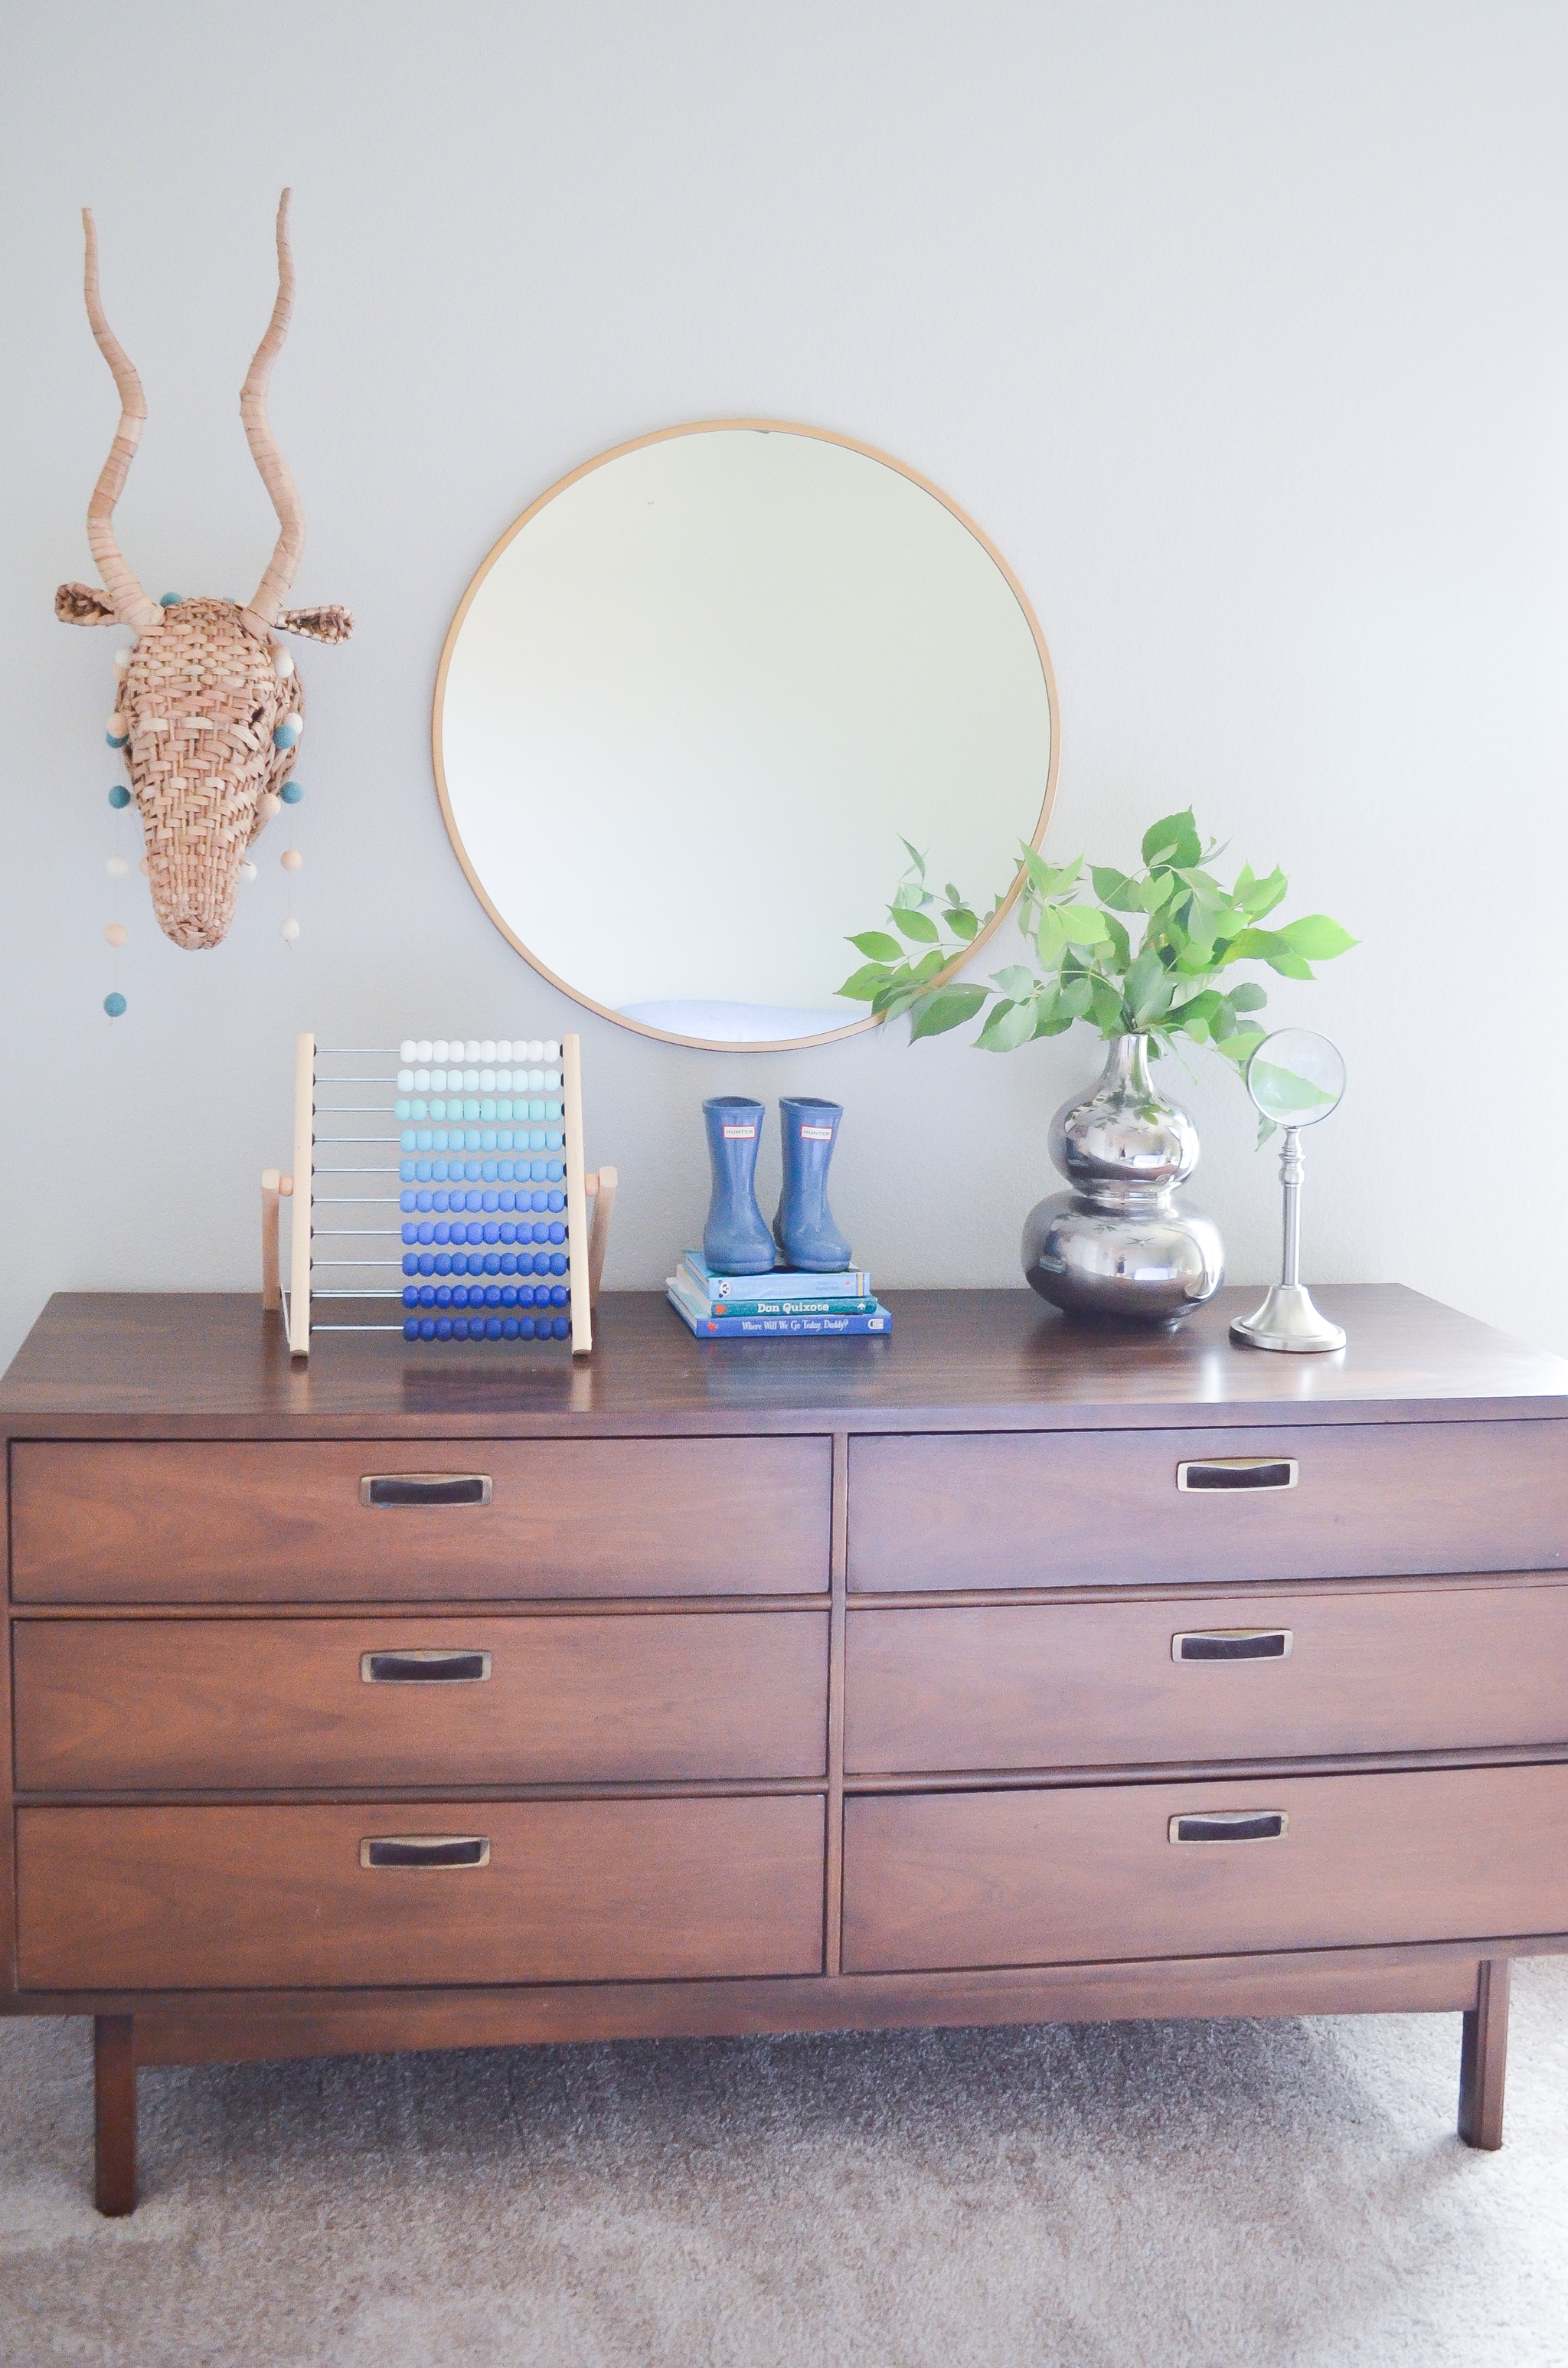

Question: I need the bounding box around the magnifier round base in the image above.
[1231,1283,1346,1355]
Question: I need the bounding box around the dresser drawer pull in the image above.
[361,1650,492,1684]
[1173,1628,1293,1663]
[360,1834,491,1869]
[1176,1457,1298,1493]
[1169,1810,1288,1845]
[360,1473,493,1508]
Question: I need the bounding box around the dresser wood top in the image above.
[1,1285,1564,1440]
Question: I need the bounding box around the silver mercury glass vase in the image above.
[1021,1033,1224,1323]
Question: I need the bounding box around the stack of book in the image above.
[667,1253,893,1339]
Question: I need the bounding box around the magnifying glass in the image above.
[1231,1028,1347,1354]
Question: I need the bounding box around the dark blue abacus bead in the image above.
[502,1318,519,1339]
[552,1315,570,1339]
[519,1315,536,1338]
[498,1192,514,1213]
[550,1284,570,1307]
[417,1192,433,1212]
[485,1286,502,1307]
[484,1253,501,1275]
[436,1317,452,1339]
[403,1316,420,1339]
[400,1192,416,1213]
[420,1319,436,1341]
[483,1192,499,1213]
[434,1222,451,1245]
[549,1222,567,1245]
[498,1222,516,1243]
[548,1191,566,1212]
[499,1253,516,1274]
[451,1285,468,1307]
[401,1224,416,1245]
[486,1317,503,1339]
[435,1285,452,1307]
[403,1254,417,1276]
[403,1286,418,1307]
[484,1222,500,1245]
[549,1253,568,1276]
[420,1286,436,1307]
[434,1253,452,1276]
[501,1286,518,1307]
[418,1254,435,1277]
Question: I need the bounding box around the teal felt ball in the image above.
[273,721,299,750]
[280,780,304,804]
[106,729,128,749]
[159,592,183,607]
[103,992,126,1019]
[107,785,131,809]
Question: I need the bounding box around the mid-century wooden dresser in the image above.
[5,1284,1567,2213]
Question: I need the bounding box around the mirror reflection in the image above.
[434,424,1058,1048]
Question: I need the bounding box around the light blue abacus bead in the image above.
[547,1102,563,1121]
[547,1161,564,1181]
[103,991,127,1019]
[108,783,131,808]
[400,1160,416,1182]
[400,1192,416,1213]
[400,1128,416,1151]
[480,1102,496,1123]
[408,1100,428,1120]
[417,1191,433,1212]
[548,1189,566,1212]
[280,780,304,804]
[273,721,300,750]
[547,1130,564,1150]
[431,1129,448,1150]
[395,1101,410,1121]
[528,1130,544,1150]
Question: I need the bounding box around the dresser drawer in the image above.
[14,1610,828,1790]
[844,1582,1568,1773]
[10,1437,831,1604]
[847,1421,1568,1591]
[16,1794,826,1990]
[842,1765,1568,1973]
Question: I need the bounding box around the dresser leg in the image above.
[93,2015,137,2215]
[1458,1958,1511,2150]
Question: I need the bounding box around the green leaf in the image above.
[943,882,963,907]
[1278,913,1357,961]
[1141,808,1202,869]
[942,906,979,941]
[1230,981,1267,1012]
[1060,904,1111,946]
[1057,974,1094,1020]
[1248,1058,1339,1117]
[837,962,894,1000]
[1256,1115,1279,1148]
[1090,865,1142,911]
[1021,848,1082,898]
[1215,1028,1268,1068]
[991,963,1037,997]
[1034,904,1067,966]
[1139,869,1178,912]
[848,931,903,963]
[1124,946,1174,1025]
[891,906,940,944]
[981,997,1040,1052]
[907,984,990,1041]
[899,839,928,878]
[1217,927,1313,978]
[1099,912,1132,971]
[891,880,933,911]
[1237,865,1288,920]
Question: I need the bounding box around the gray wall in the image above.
[4,2,1565,1366]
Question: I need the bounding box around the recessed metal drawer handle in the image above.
[361,1650,492,1684]
[1170,1810,1288,1844]
[1176,1457,1298,1493]
[360,1473,492,1508]
[360,1834,491,1869]
[1173,1629,1293,1663]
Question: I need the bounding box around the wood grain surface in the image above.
[14,1611,829,1790]
[11,1436,831,1603]
[846,1421,1568,1591]
[844,1582,1568,1773]
[17,1795,827,1989]
[3,1287,1566,1441]
[841,1765,1568,1971]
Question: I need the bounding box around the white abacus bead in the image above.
[273,649,295,678]
[544,1040,561,1062]
[106,855,129,878]
[432,1040,449,1061]
[397,1069,413,1091]
[495,1040,513,1062]
[480,1040,496,1062]
[464,1039,481,1061]
[415,1040,432,1062]
[479,1070,496,1091]
[258,791,282,820]
[238,859,257,881]
[103,921,128,948]
[281,849,303,872]
[526,1038,544,1062]
[400,1040,416,1064]
[280,917,300,944]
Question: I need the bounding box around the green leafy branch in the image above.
[838,809,1356,1082]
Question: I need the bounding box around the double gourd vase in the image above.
[702,1095,851,1274]
[1021,1033,1223,1323]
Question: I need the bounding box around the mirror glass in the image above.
[1246,1029,1347,1127]
[434,424,1058,1048]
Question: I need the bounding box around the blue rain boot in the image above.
[701,1097,777,1275]
[774,1097,852,1271]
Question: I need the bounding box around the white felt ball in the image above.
[280,917,300,944]
[258,791,282,820]
[400,1040,416,1064]
[106,855,129,878]
[103,921,128,948]
[273,649,295,678]
[238,859,257,881]
[112,648,130,672]
[480,1040,496,1061]
[281,849,303,872]
[415,1040,432,1062]
[284,710,302,732]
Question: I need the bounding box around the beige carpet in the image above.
[3,1964,1568,2367]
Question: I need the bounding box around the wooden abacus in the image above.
[262,1032,616,1358]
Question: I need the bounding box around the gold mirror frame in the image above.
[432,419,1062,1053]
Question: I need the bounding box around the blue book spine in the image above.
[667,1291,893,1339]
[683,1252,874,1299]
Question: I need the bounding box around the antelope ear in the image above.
[278,603,354,644]
[57,582,119,624]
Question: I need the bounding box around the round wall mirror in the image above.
[433,421,1060,1050]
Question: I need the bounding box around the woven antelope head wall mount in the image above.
[57,188,352,953]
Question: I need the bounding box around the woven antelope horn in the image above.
[240,189,305,636]
[81,210,158,632]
